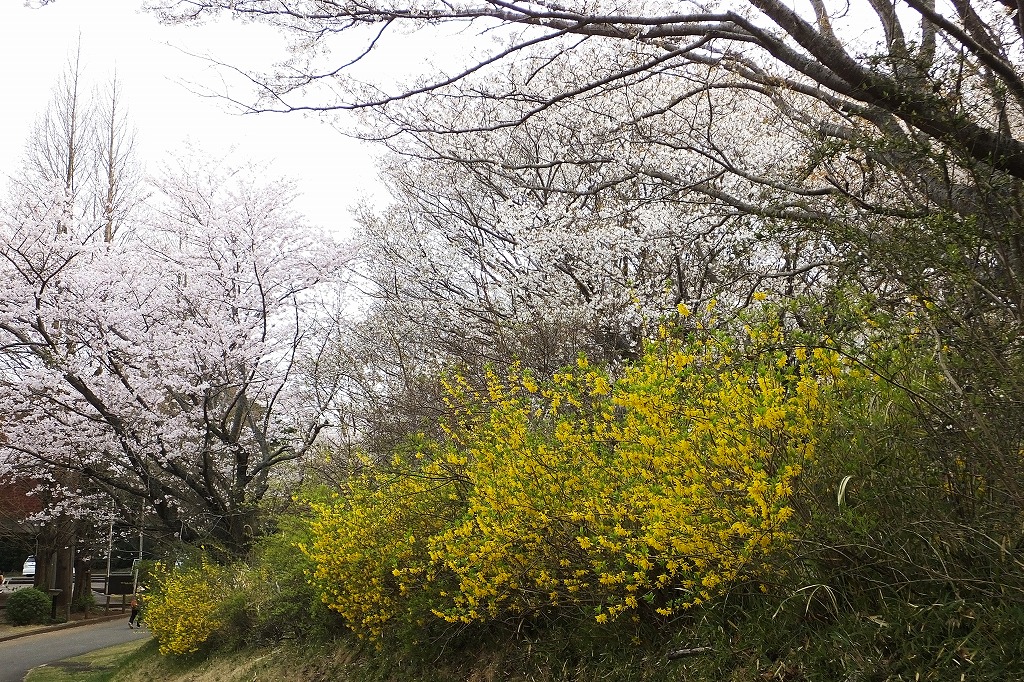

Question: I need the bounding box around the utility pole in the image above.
[105,517,113,583]
[132,504,143,595]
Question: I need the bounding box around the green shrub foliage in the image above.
[6,588,52,625]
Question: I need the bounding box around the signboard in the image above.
[106,574,134,595]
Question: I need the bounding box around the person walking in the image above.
[128,595,140,628]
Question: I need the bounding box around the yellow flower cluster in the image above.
[143,560,225,655]
[304,314,845,638]
[304,449,464,640]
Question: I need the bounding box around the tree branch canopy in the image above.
[148,0,1024,178]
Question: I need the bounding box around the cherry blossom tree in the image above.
[0,157,349,559]
[144,0,1024,323]
[3,53,146,610]
[351,75,834,351]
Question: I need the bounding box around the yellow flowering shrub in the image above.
[143,559,225,655]
[305,310,845,637]
[304,447,466,639]
[430,325,840,624]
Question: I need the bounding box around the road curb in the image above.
[0,612,129,644]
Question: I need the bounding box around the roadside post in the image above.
[47,588,61,621]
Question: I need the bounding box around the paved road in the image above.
[0,618,147,682]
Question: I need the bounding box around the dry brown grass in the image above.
[111,643,363,682]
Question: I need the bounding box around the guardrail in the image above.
[1,575,135,614]
[5,577,34,586]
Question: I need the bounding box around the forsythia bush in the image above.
[305,444,464,637]
[143,559,224,655]
[305,308,846,638]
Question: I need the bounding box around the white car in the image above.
[22,555,35,578]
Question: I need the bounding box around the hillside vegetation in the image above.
[128,303,1024,681]
[7,1,1024,680]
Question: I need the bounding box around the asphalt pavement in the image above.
[0,616,146,682]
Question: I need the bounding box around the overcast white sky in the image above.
[0,0,391,237]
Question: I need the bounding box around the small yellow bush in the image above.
[143,560,224,655]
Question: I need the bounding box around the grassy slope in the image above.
[112,641,362,682]
[100,592,1024,682]
[109,628,703,682]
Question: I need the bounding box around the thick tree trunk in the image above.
[72,554,92,616]
[54,543,74,622]
[32,527,56,593]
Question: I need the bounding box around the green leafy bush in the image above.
[6,588,52,625]
[208,511,344,648]
[247,513,343,642]
[72,588,96,613]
